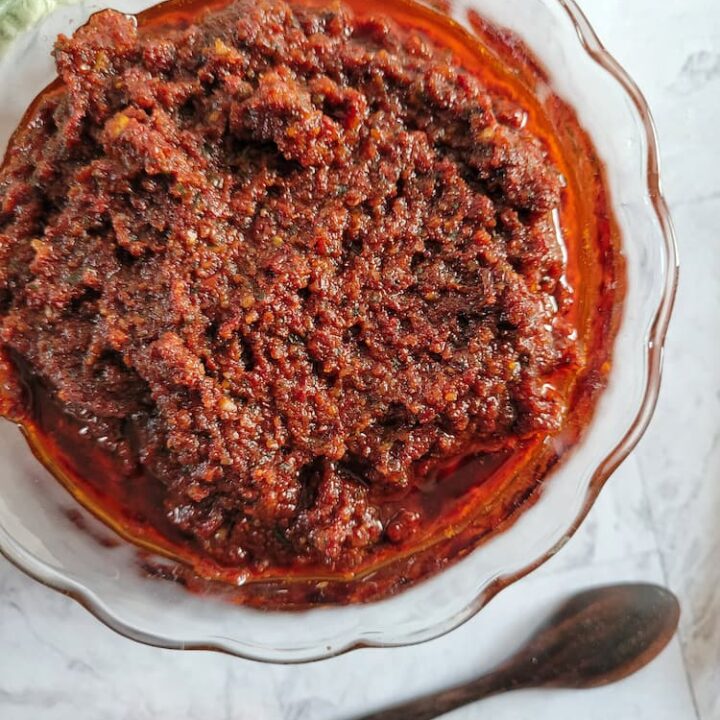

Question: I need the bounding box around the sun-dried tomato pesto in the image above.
[0,0,580,579]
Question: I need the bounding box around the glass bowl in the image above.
[0,0,677,662]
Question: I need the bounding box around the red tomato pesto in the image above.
[0,0,622,605]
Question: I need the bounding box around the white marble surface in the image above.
[1,0,719,718]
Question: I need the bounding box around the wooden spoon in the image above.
[354,583,680,720]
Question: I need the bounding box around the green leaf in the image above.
[0,0,75,54]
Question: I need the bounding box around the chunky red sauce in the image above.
[0,0,622,606]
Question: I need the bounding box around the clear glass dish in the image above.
[0,0,677,662]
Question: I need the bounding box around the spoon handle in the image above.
[352,672,506,720]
